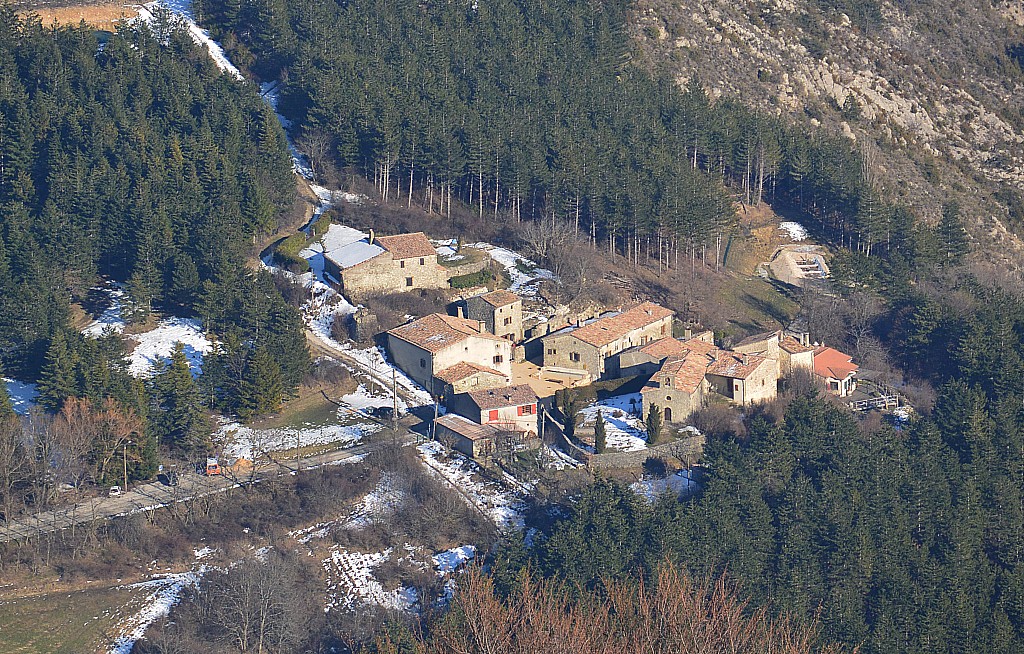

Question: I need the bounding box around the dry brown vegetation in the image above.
[14,2,137,28]
[378,563,847,654]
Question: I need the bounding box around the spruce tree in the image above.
[594,409,607,453]
[37,330,78,411]
[239,345,283,418]
[152,342,211,453]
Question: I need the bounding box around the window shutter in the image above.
[517,405,524,416]
[489,410,499,421]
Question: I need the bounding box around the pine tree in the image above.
[239,346,283,418]
[37,330,78,411]
[939,201,968,263]
[594,409,607,453]
[152,342,211,454]
[646,404,662,444]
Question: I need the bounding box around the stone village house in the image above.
[321,228,448,298]
[541,301,675,381]
[448,384,540,435]
[386,314,513,397]
[463,289,524,343]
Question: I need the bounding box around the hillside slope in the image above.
[632,0,1024,257]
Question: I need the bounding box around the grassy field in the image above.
[0,584,139,654]
[14,2,137,28]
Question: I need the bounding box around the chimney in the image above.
[742,353,748,366]
[456,305,465,319]
[478,320,486,333]
[368,229,375,245]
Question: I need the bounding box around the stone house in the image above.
[386,314,513,396]
[705,350,778,406]
[448,384,539,434]
[434,414,500,460]
[618,337,690,378]
[733,330,815,376]
[541,302,674,379]
[641,352,709,424]
[464,290,523,343]
[813,346,859,396]
[433,361,509,400]
[321,227,448,298]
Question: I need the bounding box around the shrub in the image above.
[449,269,494,289]
[274,233,311,273]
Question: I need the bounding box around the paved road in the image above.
[0,441,387,543]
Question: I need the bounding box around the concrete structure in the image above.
[813,346,859,396]
[387,314,513,396]
[769,245,830,287]
[448,384,539,434]
[541,302,674,379]
[733,330,815,376]
[433,361,509,400]
[464,290,524,343]
[641,353,709,424]
[321,227,448,298]
[434,414,499,460]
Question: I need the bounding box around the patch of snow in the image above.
[137,2,243,81]
[433,545,476,573]
[779,221,809,241]
[82,286,127,336]
[108,570,202,654]
[343,472,404,529]
[578,393,648,452]
[217,418,380,460]
[193,546,216,560]
[417,440,525,528]
[468,243,556,296]
[3,379,38,415]
[632,469,699,502]
[323,547,417,612]
[340,384,396,411]
[127,317,212,378]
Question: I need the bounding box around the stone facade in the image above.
[435,414,498,460]
[464,290,523,342]
[448,384,539,434]
[542,302,675,378]
[386,314,513,396]
[432,362,509,400]
[322,231,448,299]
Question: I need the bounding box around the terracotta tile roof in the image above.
[387,314,506,352]
[813,346,858,380]
[434,362,509,384]
[679,336,718,356]
[479,289,520,307]
[376,232,438,260]
[569,302,674,348]
[638,337,690,359]
[706,351,770,380]
[644,352,707,394]
[780,336,815,354]
[435,414,500,442]
[465,384,538,410]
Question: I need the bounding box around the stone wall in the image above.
[542,410,705,470]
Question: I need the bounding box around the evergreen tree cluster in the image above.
[509,391,1024,653]
[200,0,929,267]
[0,9,295,377]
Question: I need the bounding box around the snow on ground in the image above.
[138,1,243,81]
[340,384,397,411]
[82,286,127,336]
[433,545,476,573]
[578,393,648,453]
[417,440,525,528]
[259,81,314,179]
[343,472,405,529]
[128,317,212,377]
[108,570,202,654]
[632,469,699,502]
[218,417,380,460]
[467,243,555,296]
[3,378,38,415]
[779,221,810,241]
[544,445,583,470]
[323,548,418,612]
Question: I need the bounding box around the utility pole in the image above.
[123,440,131,492]
[392,367,399,432]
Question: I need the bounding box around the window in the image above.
[661,325,667,335]
[666,396,672,402]
[405,277,413,287]
[504,317,513,326]
[518,404,535,416]
[419,257,425,265]
[547,348,556,355]
[664,377,670,385]
[493,355,504,364]
[400,260,405,269]
[488,410,499,421]
[420,358,426,368]
[734,382,740,392]
[570,352,581,362]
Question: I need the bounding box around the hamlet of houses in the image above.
[319,226,864,462]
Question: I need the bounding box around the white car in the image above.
[108,486,123,497]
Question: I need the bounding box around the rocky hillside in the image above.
[632,0,1024,257]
